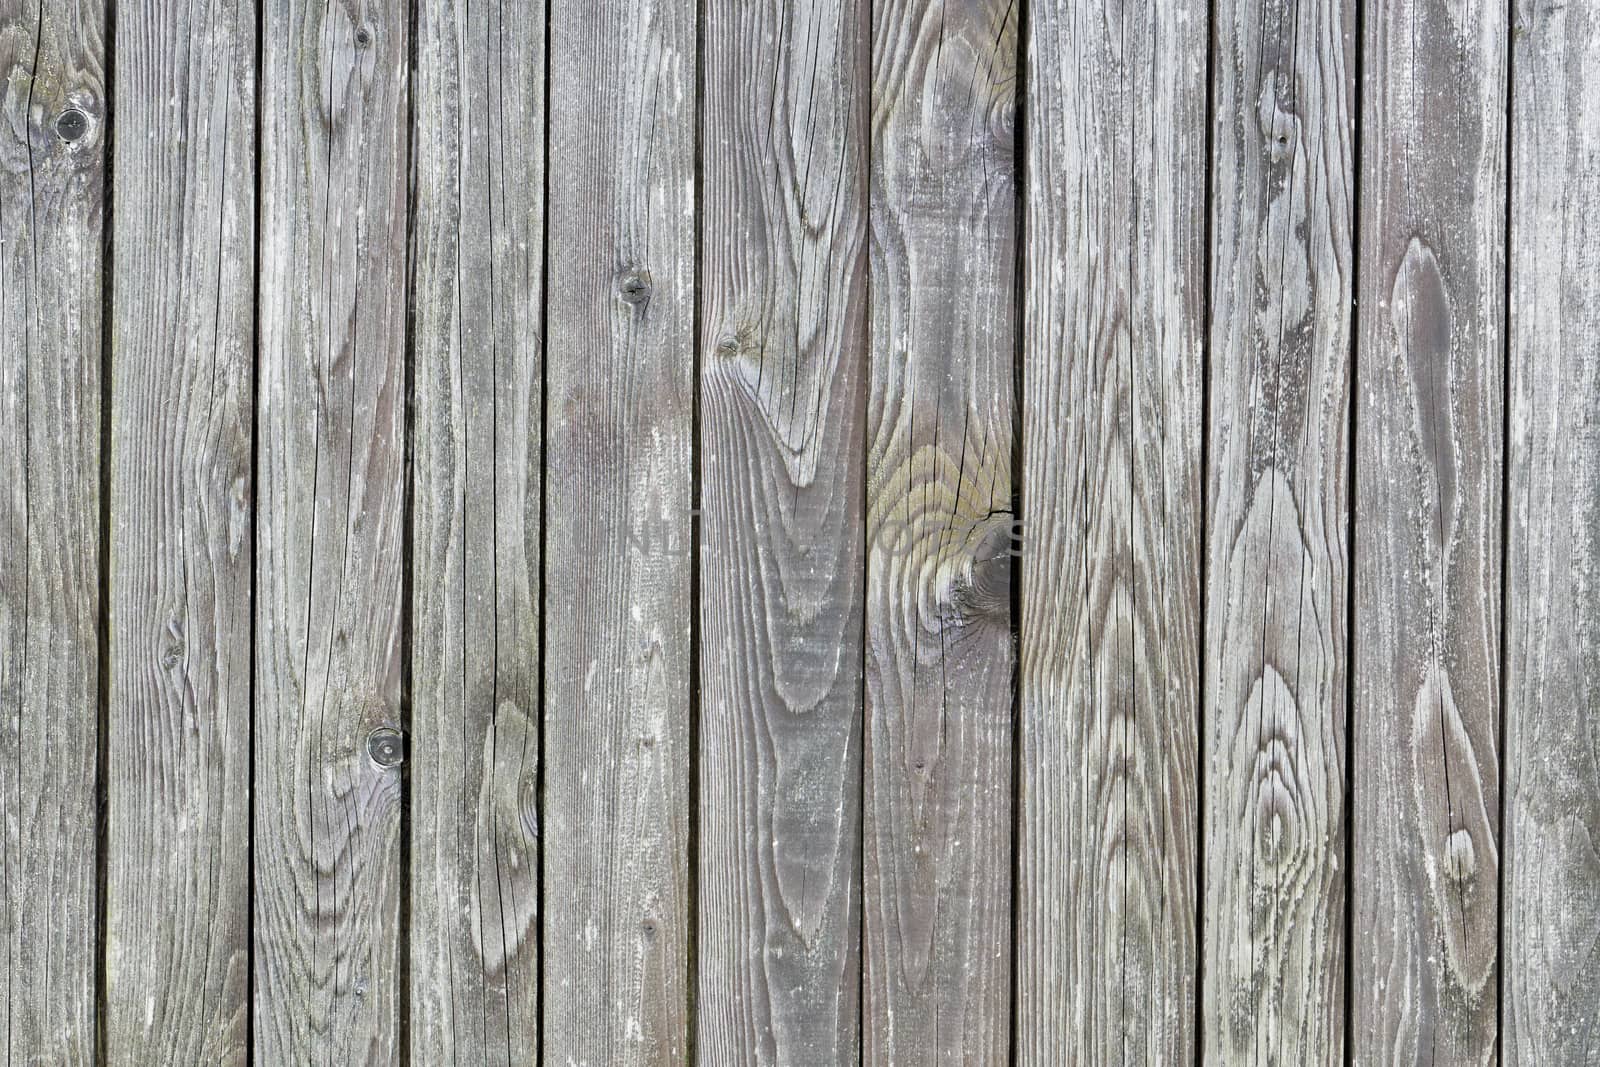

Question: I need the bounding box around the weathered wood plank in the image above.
[409,0,544,1062]
[542,1,695,1063]
[1017,0,1206,1059]
[0,1,103,1061]
[254,1,408,1060]
[697,1,868,1063]
[863,2,1017,1061]
[1504,0,1600,1059]
[1352,0,1505,1061]
[106,0,254,1062]
[1203,0,1354,1059]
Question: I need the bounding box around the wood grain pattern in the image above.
[8,6,1600,1061]
[1504,0,1600,1059]
[542,1,695,1064]
[1017,0,1206,1059]
[409,0,544,1062]
[697,1,868,1063]
[254,0,408,1060]
[1352,0,1505,1061]
[863,2,1017,1061]
[1204,0,1354,1060]
[106,0,254,1062]
[0,1,103,1061]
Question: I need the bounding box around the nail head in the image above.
[367,727,404,768]
[55,108,88,142]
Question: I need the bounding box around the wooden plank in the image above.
[696,1,868,1063]
[0,1,104,1061]
[1203,0,1354,1059]
[542,0,695,1063]
[408,0,544,1061]
[1351,0,1505,1061]
[1504,0,1600,1058]
[254,1,408,1060]
[862,2,1017,1061]
[1016,0,1206,1058]
[105,0,253,1062]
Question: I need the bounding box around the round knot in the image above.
[1444,828,1476,882]
[617,269,652,307]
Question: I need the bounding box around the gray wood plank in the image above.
[542,1,695,1063]
[863,2,1017,1061]
[0,1,104,1061]
[1203,0,1354,1060]
[254,1,408,1060]
[1351,0,1506,1061]
[409,1,544,1062]
[1504,0,1600,1059]
[696,1,868,1063]
[105,0,254,1062]
[1017,0,1206,1059]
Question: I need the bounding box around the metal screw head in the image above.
[367,727,404,769]
[55,108,88,142]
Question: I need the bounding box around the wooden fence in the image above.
[1,0,1596,1063]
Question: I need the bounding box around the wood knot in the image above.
[616,269,652,309]
[55,108,88,142]
[709,323,759,378]
[366,727,405,769]
[354,27,372,47]
[948,514,1014,624]
[162,616,184,668]
[978,96,1016,168]
[990,97,1016,141]
[1255,75,1300,163]
[1444,828,1476,883]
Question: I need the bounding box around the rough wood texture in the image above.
[542,1,695,1064]
[697,1,868,1063]
[1352,0,1505,1061]
[1017,0,1206,1060]
[1504,0,1600,1059]
[106,0,254,1062]
[1204,0,1354,1060]
[409,0,544,1062]
[254,0,408,1060]
[0,1,103,1061]
[863,2,1017,1061]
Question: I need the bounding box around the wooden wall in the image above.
[1,0,1595,1063]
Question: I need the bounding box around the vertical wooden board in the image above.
[542,1,695,1063]
[409,0,544,1062]
[1504,0,1600,1059]
[1352,0,1505,1061]
[697,1,868,1064]
[1017,0,1206,1060]
[1204,0,1354,1060]
[0,1,103,1061]
[255,0,408,1060]
[106,0,254,1062]
[863,2,1016,1061]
